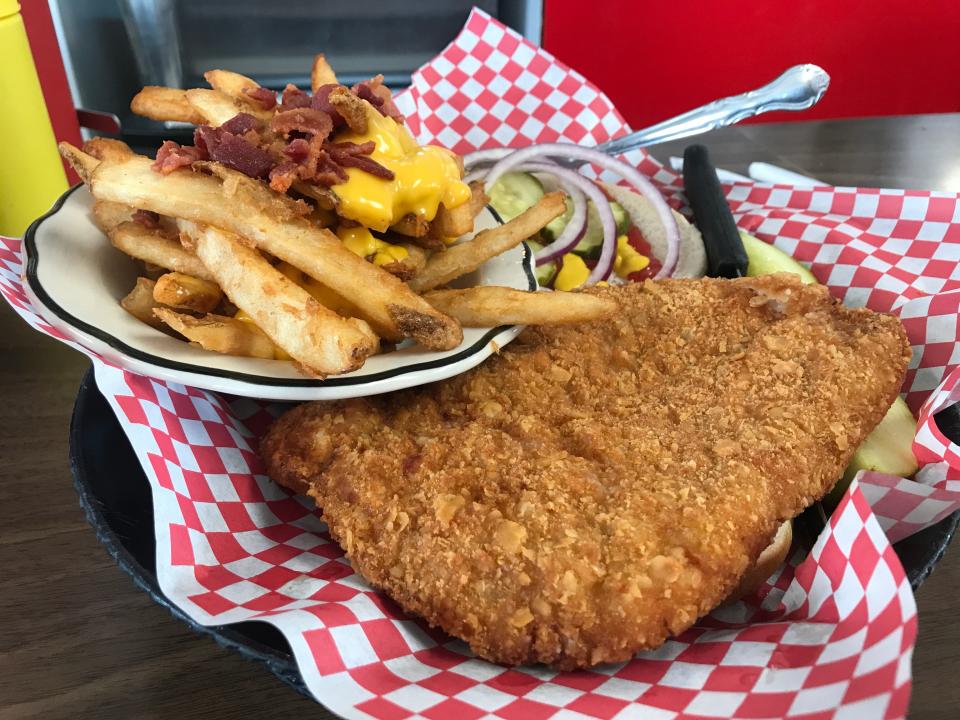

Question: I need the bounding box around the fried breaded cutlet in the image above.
[262,275,910,669]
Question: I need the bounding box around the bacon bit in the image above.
[312,150,350,186]
[221,112,262,136]
[194,126,274,179]
[269,161,299,193]
[326,142,394,180]
[311,83,346,127]
[151,140,206,174]
[132,209,160,229]
[282,137,311,163]
[353,74,404,122]
[279,83,312,111]
[326,140,376,156]
[243,86,277,110]
[270,108,334,140]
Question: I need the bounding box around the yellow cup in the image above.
[0,0,68,237]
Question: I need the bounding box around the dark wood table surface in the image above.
[2,113,958,719]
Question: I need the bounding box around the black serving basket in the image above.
[69,367,960,700]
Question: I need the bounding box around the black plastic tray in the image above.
[68,367,960,700]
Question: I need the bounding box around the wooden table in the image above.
[2,113,958,719]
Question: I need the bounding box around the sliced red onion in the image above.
[463,147,515,168]
[511,163,599,274]
[483,143,680,278]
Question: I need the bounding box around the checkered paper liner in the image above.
[4,7,960,718]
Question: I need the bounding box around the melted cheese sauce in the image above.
[331,105,471,232]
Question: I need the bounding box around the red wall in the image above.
[543,0,960,128]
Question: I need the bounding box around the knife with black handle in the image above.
[682,144,749,278]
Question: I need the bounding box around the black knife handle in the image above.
[683,144,749,279]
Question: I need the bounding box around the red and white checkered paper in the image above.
[4,7,960,718]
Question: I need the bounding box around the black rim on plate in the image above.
[25,186,534,388]
[69,368,960,700]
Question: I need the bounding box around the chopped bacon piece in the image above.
[310,84,346,127]
[312,150,349,186]
[282,137,311,164]
[243,86,277,110]
[194,126,274,179]
[151,140,206,174]
[132,209,161,229]
[325,141,394,180]
[269,161,300,193]
[279,83,312,111]
[353,75,404,122]
[221,112,262,136]
[270,107,334,140]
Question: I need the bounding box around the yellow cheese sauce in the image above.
[331,105,471,232]
[335,224,408,267]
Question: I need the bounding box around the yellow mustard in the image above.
[331,104,470,232]
[0,0,68,236]
[614,235,650,277]
[554,253,590,291]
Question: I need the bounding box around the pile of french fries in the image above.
[58,56,616,377]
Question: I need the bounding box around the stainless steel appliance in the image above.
[50,0,542,148]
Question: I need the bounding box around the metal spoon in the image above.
[557,64,830,166]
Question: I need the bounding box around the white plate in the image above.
[24,185,535,400]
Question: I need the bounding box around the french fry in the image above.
[82,137,134,162]
[110,221,214,281]
[177,219,380,376]
[204,69,260,105]
[84,150,462,349]
[390,213,430,239]
[185,88,271,126]
[153,272,223,313]
[423,287,618,327]
[409,191,567,293]
[121,277,166,329]
[154,308,277,359]
[92,201,133,233]
[59,141,99,183]
[130,86,206,125]
[291,180,338,210]
[430,182,489,239]
[311,53,338,92]
[327,87,368,133]
[379,243,427,282]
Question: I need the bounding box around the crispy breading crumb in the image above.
[261,276,911,669]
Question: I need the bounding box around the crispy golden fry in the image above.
[380,243,427,282]
[327,86,367,133]
[155,308,277,359]
[410,191,567,293]
[430,181,489,239]
[423,286,617,327]
[203,69,261,106]
[153,271,223,313]
[84,150,462,349]
[110,221,214,281]
[177,220,380,376]
[390,213,430,239]
[130,86,206,125]
[58,141,99,183]
[82,137,134,162]
[185,88,271,126]
[92,201,133,233]
[311,53,338,92]
[121,277,166,328]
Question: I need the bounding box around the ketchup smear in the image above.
[626,226,662,282]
